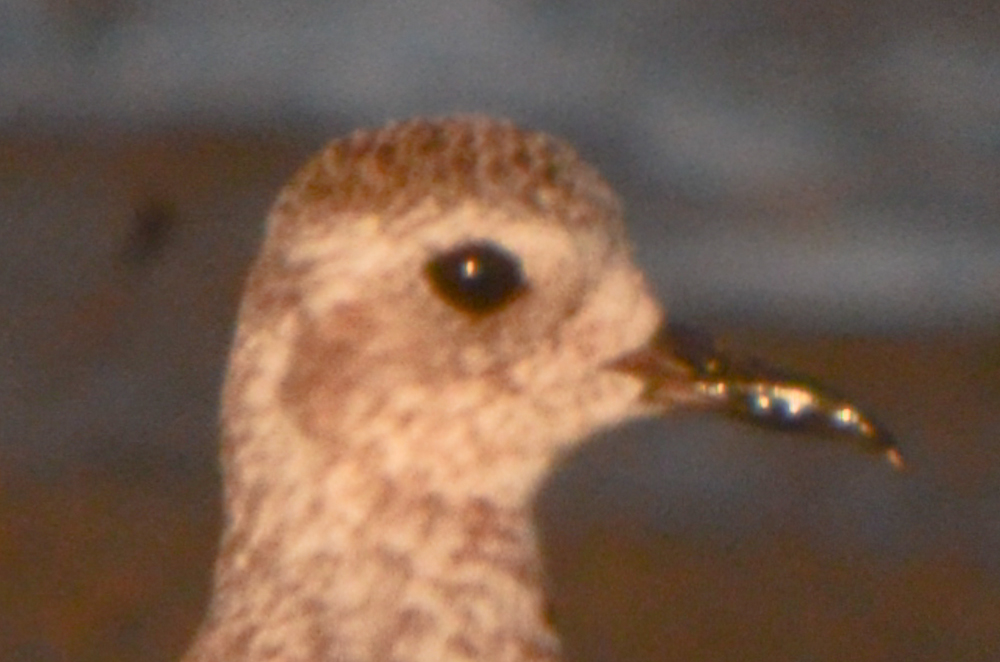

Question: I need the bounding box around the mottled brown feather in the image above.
[272,116,625,242]
[182,116,668,662]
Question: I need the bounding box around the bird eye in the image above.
[425,241,526,314]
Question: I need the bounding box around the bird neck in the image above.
[186,424,562,662]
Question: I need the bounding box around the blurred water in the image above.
[2,0,998,328]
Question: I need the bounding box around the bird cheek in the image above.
[279,307,376,444]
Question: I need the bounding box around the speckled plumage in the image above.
[182,116,690,662]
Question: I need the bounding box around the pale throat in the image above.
[212,420,558,660]
[219,397,561,573]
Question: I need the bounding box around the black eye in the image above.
[425,241,526,314]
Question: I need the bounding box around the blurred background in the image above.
[1,1,998,660]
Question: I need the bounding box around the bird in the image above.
[180,115,901,662]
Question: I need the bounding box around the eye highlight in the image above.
[425,241,527,314]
